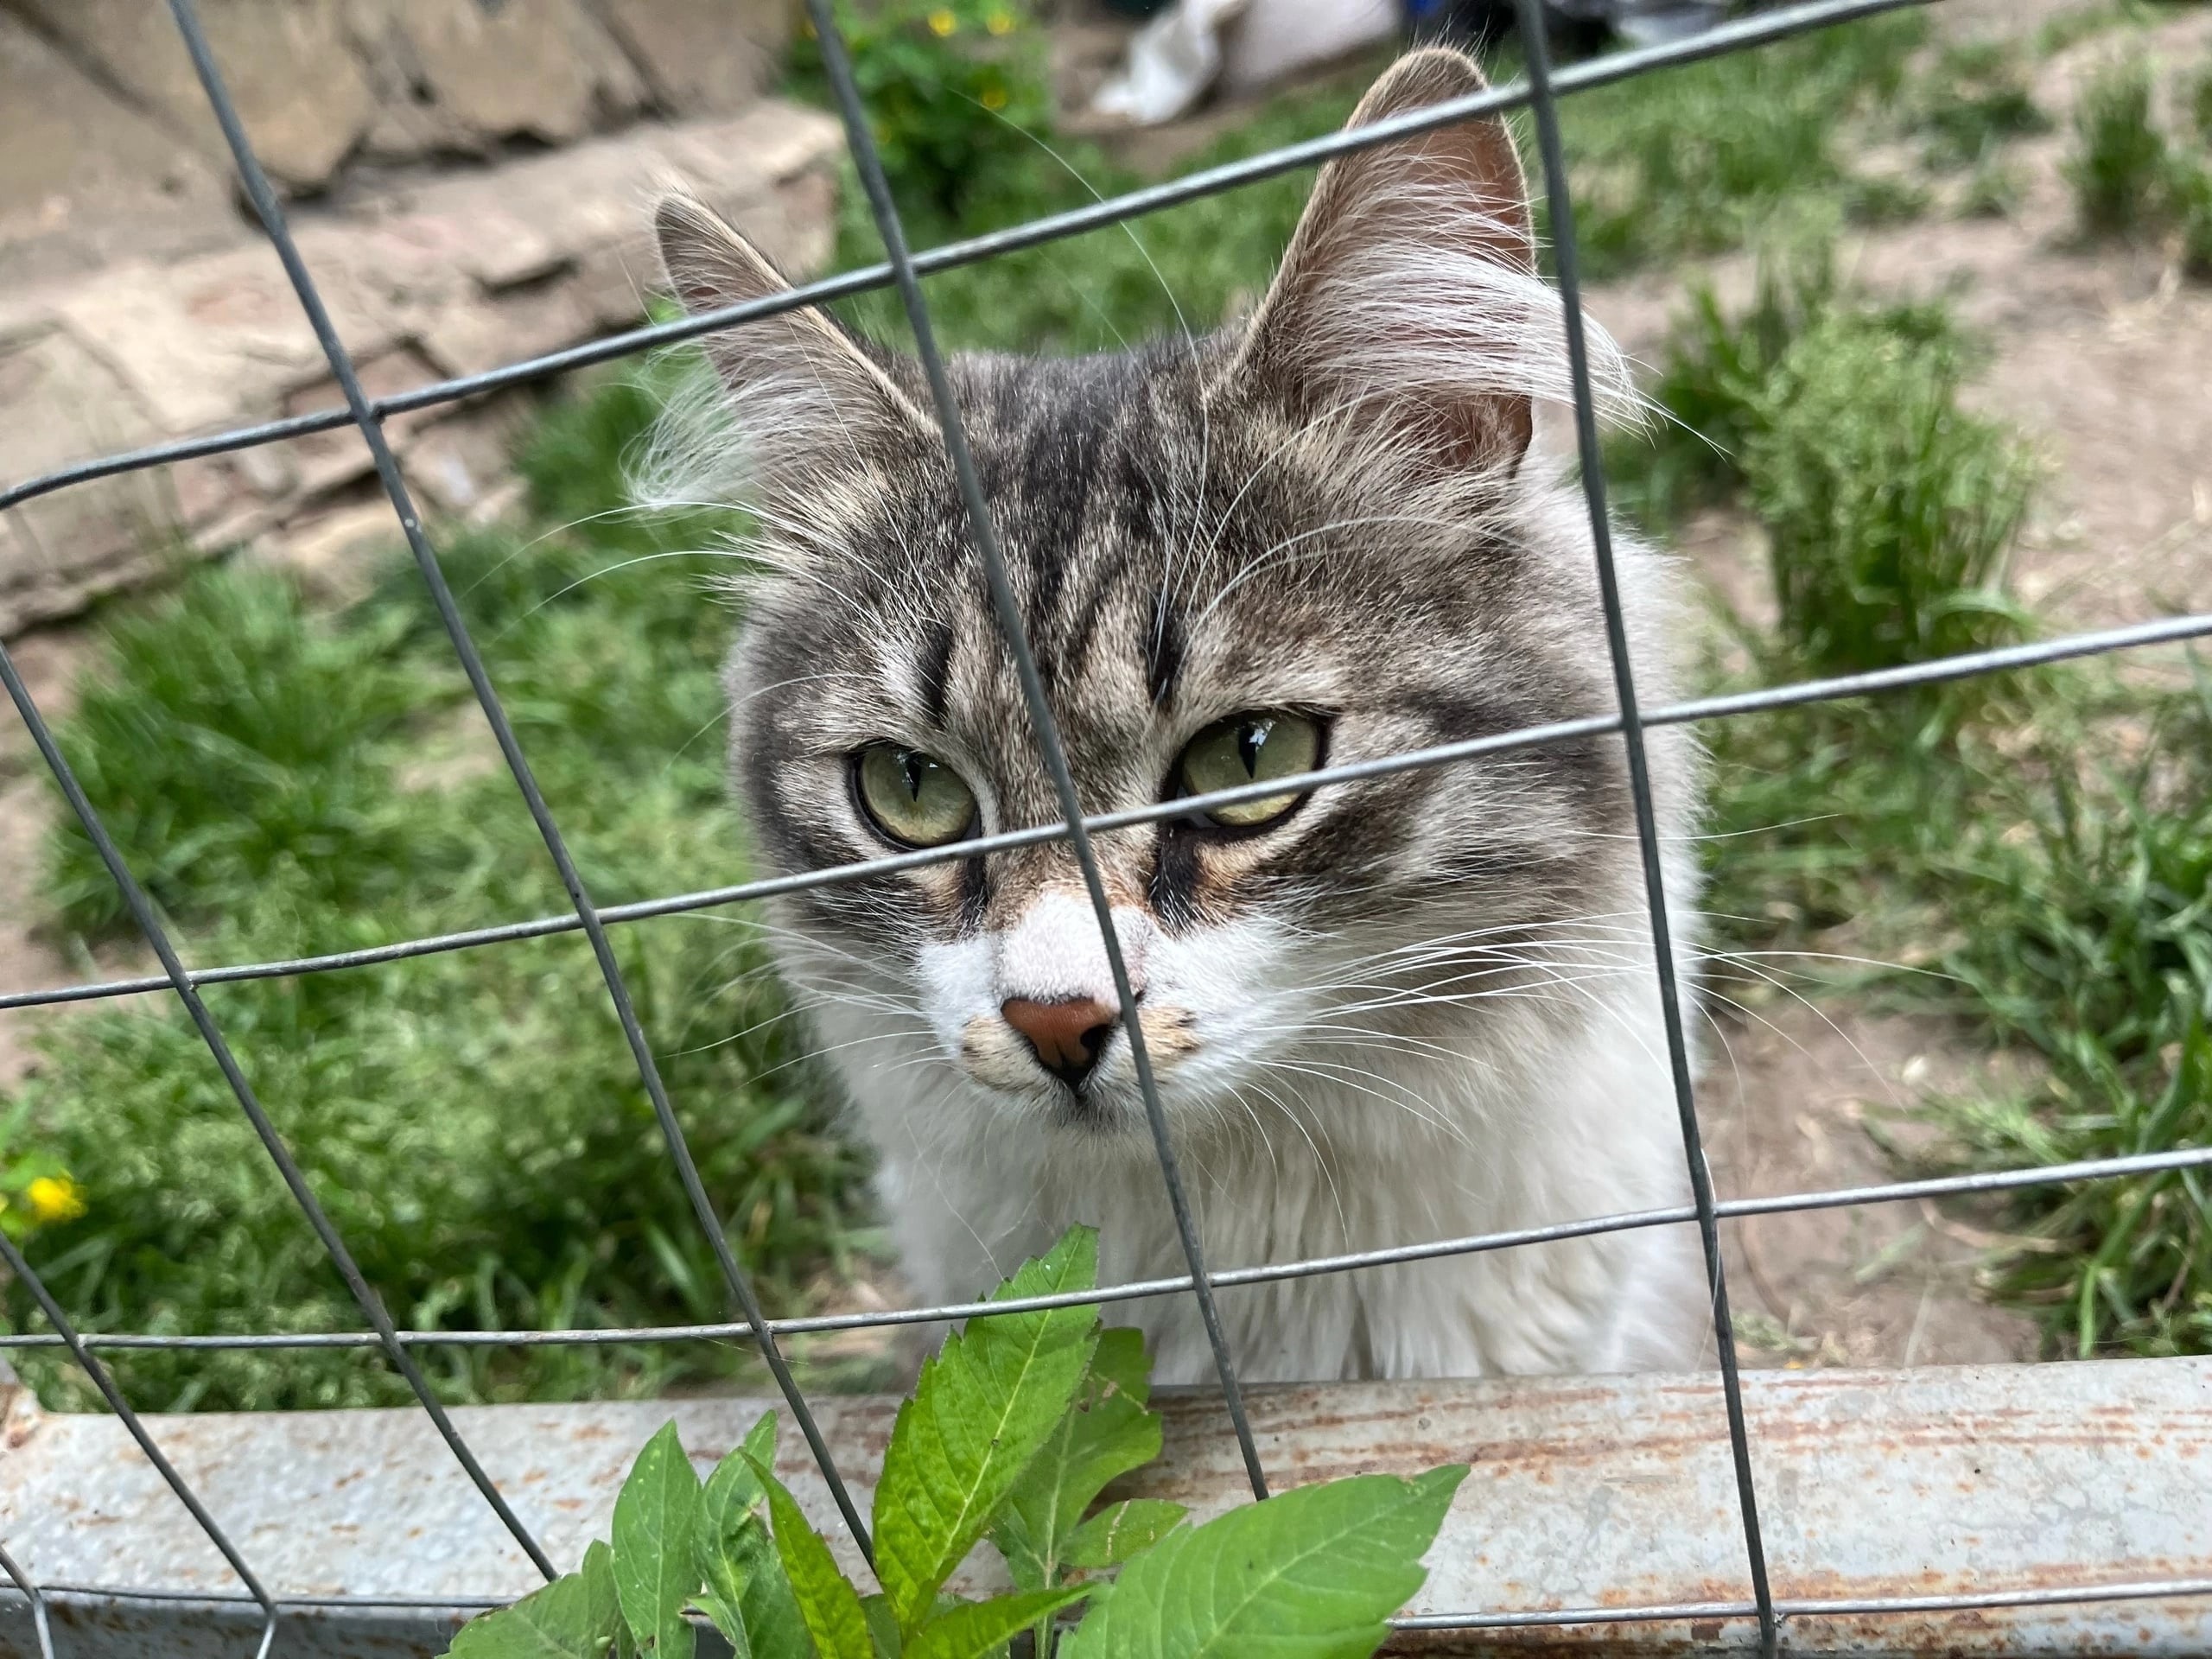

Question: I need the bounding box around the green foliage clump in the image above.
[791,0,1052,219]
[1605,252,2027,687]
[1555,14,1927,279]
[45,571,431,935]
[447,1230,1465,1659]
[8,377,874,1412]
[1744,310,2035,677]
[2069,54,2172,236]
[2065,50,2212,276]
[1912,39,2050,170]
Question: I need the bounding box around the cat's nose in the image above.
[1001,996,1119,1088]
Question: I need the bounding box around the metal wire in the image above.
[5,1142,2209,1353]
[798,0,1271,1503]
[1513,7,1774,1643]
[8,1573,2209,1627]
[3,0,2209,1640]
[0,0,1931,523]
[0,1229,275,1626]
[156,0,881,1569]
[0,1536,58,1659]
[7,601,2205,1019]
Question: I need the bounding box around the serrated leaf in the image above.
[992,1326,1160,1592]
[448,1545,621,1659]
[906,1589,1090,1659]
[692,1519,810,1659]
[613,1421,704,1657]
[1060,1467,1467,1659]
[750,1454,874,1659]
[874,1227,1102,1635]
[699,1410,779,1565]
[861,1593,903,1656]
[695,1412,809,1658]
[1060,1500,1185,1571]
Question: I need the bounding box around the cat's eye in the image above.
[1174,712,1322,830]
[853,743,978,848]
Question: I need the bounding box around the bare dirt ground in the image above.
[3,0,2203,1376]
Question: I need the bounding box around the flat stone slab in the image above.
[0,102,842,636]
[1,1357,2207,1654]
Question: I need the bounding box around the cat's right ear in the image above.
[653,194,930,450]
[1228,48,1546,476]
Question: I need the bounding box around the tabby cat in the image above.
[647,46,1707,1381]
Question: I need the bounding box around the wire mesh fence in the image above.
[1,0,2209,1652]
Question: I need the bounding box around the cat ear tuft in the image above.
[652,193,929,466]
[1232,48,1614,477]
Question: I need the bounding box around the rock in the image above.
[593,0,793,116]
[380,0,648,150]
[0,12,237,290]
[14,0,380,193]
[1,103,844,637]
[247,498,407,604]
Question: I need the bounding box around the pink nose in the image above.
[1001,996,1118,1087]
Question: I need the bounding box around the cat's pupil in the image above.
[899,750,928,801]
[1236,719,1268,776]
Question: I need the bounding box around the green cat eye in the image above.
[853,743,977,848]
[1175,712,1322,830]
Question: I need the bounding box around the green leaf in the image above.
[584,1544,639,1659]
[1060,1500,1185,1571]
[1061,1467,1468,1659]
[699,1410,779,1563]
[875,1227,1103,1635]
[612,1421,704,1657]
[694,1412,811,1657]
[693,1520,811,1659]
[448,1542,622,1658]
[861,1593,904,1656]
[751,1454,874,1659]
[992,1327,1160,1592]
[906,1589,1090,1659]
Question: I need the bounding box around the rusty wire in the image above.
[2,0,2209,1646]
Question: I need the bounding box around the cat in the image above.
[645,45,1709,1382]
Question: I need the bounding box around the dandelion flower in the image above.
[982,84,1009,110]
[986,10,1014,33]
[26,1175,86,1225]
[927,9,957,35]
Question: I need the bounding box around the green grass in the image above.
[827,9,1937,354]
[1916,40,2051,168]
[10,381,877,1412]
[1621,264,2212,1359]
[2069,54,2173,237]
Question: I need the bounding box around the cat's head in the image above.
[649,49,1693,1151]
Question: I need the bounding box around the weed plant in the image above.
[2069,54,2172,237]
[1912,40,2050,170]
[790,0,1052,219]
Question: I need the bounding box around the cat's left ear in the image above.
[653,193,931,461]
[1230,48,1540,474]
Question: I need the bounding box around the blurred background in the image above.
[2,0,2209,1416]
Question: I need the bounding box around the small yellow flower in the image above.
[985,9,1014,33]
[926,8,957,34]
[981,84,1009,110]
[26,1175,86,1226]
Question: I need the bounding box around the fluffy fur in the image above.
[645,48,1709,1382]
